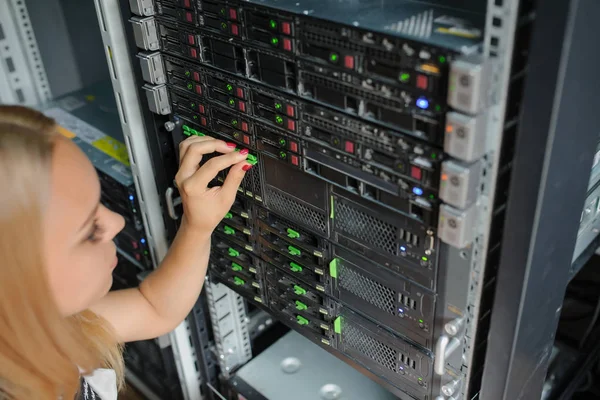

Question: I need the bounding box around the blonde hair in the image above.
[0,106,124,399]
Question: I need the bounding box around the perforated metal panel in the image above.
[342,324,398,373]
[335,199,397,255]
[266,186,327,234]
[339,263,396,315]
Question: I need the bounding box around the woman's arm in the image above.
[90,136,250,342]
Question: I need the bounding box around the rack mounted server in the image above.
[128,1,492,398]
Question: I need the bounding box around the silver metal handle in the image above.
[165,187,182,220]
[434,335,461,375]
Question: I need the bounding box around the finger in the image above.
[177,140,238,184]
[220,160,252,202]
[188,150,249,190]
[179,135,234,167]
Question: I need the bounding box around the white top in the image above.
[80,369,117,400]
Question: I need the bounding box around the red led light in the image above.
[132,241,139,249]
[243,135,250,145]
[417,75,428,90]
[231,24,239,36]
[229,8,238,20]
[198,104,205,114]
[286,105,295,117]
[236,87,244,99]
[183,0,191,8]
[241,121,249,132]
[201,117,207,126]
[283,38,292,51]
[411,166,422,180]
[344,55,354,69]
[185,12,193,23]
[238,101,246,112]
[188,35,195,45]
[291,155,299,166]
[193,71,200,82]
[289,141,298,153]
[282,22,291,35]
[190,48,198,59]
[287,119,295,131]
[135,254,141,261]
[344,140,355,154]
[195,84,202,95]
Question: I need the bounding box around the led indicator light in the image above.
[416,97,429,109]
[422,256,428,262]
[329,53,339,62]
[229,98,235,106]
[429,194,435,200]
[269,19,277,29]
[226,84,233,91]
[275,115,284,124]
[185,70,191,77]
[400,246,406,252]
[221,22,228,30]
[141,239,146,244]
[220,8,226,15]
[412,187,424,196]
[431,152,437,159]
[187,83,193,90]
[271,37,279,45]
[275,102,282,110]
[400,72,410,82]
[399,308,404,313]
[279,138,286,146]
[129,195,134,201]
[435,105,442,112]
[231,119,238,126]
[439,55,446,63]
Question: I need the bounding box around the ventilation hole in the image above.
[15,89,25,103]
[5,57,15,72]
[339,264,396,314]
[493,17,502,27]
[265,187,327,233]
[342,324,397,372]
[335,199,396,255]
[0,23,5,41]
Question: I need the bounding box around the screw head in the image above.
[164,121,176,132]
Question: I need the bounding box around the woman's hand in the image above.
[175,135,251,237]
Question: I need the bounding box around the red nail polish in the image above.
[242,164,253,171]
[240,148,249,155]
[226,142,237,148]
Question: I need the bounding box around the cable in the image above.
[579,295,600,350]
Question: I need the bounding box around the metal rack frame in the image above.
[92,1,204,398]
[0,0,52,105]
[480,0,600,399]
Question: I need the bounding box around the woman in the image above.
[0,106,252,399]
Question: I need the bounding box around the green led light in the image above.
[279,151,287,159]
[231,119,238,126]
[279,138,287,146]
[269,19,277,29]
[400,72,410,82]
[275,115,283,124]
[419,319,424,324]
[435,105,442,112]
[431,153,437,159]
[182,125,191,132]
[221,22,228,30]
[422,256,428,262]
[271,37,279,45]
[229,98,235,106]
[429,194,435,200]
[275,102,282,110]
[329,53,339,62]
[185,70,191,77]
[187,83,193,90]
[220,8,226,15]
[226,84,233,91]
[439,55,446,63]
[190,102,196,108]
[418,377,423,381]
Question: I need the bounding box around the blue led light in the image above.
[399,308,404,313]
[129,195,134,201]
[412,187,424,196]
[400,246,407,252]
[141,238,146,244]
[416,97,429,109]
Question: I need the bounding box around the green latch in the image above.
[182,124,191,132]
[228,247,240,257]
[231,262,243,272]
[334,317,342,334]
[247,154,258,165]
[329,258,339,279]
[293,285,306,296]
[288,246,301,256]
[224,212,233,219]
[233,277,245,286]
[286,228,300,239]
[224,226,235,235]
[296,315,309,326]
[289,262,303,273]
[295,301,308,311]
